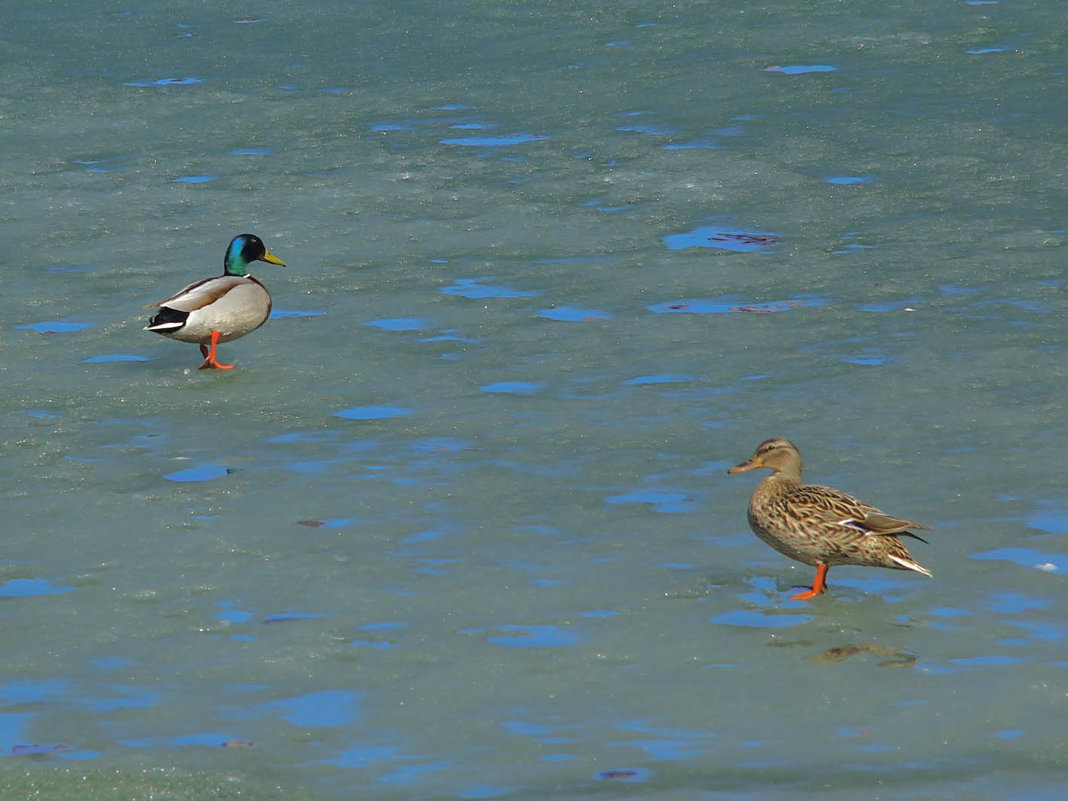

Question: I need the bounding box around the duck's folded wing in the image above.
[144,276,244,311]
[861,511,932,534]
[793,485,930,537]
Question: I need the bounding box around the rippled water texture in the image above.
[3,0,1068,798]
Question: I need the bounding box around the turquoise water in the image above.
[3,0,1068,798]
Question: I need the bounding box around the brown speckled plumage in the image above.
[728,437,931,599]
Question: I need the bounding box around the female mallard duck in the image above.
[728,437,931,600]
[145,233,286,370]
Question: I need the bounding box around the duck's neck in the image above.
[224,260,252,277]
[755,469,802,500]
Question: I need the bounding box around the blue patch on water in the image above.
[504,720,552,736]
[264,612,326,623]
[124,77,204,87]
[843,352,889,366]
[441,133,548,147]
[487,624,581,648]
[228,148,273,156]
[215,602,254,624]
[365,317,433,331]
[605,490,696,514]
[620,737,704,761]
[594,768,651,782]
[171,175,216,183]
[86,685,163,712]
[349,640,397,650]
[401,529,444,543]
[269,690,359,727]
[834,242,878,254]
[710,609,813,628]
[270,309,325,319]
[967,47,1008,54]
[0,578,75,597]
[420,333,480,344]
[480,381,542,395]
[579,198,636,211]
[449,122,497,130]
[0,712,33,753]
[267,429,343,444]
[323,743,413,769]
[625,374,696,386]
[83,354,152,363]
[0,679,69,704]
[826,176,873,185]
[994,730,1026,740]
[164,465,228,482]
[362,622,406,631]
[537,306,611,321]
[858,300,921,312]
[334,406,414,420]
[648,296,824,314]
[1010,619,1064,640]
[972,547,1063,572]
[618,124,675,136]
[985,592,1049,613]
[457,785,518,799]
[441,278,539,299]
[306,518,356,529]
[17,321,92,334]
[369,123,410,132]
[663,140,724,150]
[88,656,133,671]
[663,226,779,252]
[927,606,973,618]
[950,655,1025,667]
[1028,512,1068,533]
[171,732,246,747]
[764,65,837,74]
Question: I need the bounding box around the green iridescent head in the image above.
[223,233,286,276]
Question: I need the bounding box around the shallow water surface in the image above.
[3,0,1068,798]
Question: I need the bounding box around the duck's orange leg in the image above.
[198,331,235,370]
[789,563,829,601]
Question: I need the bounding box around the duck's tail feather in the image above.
[888,554,932,577]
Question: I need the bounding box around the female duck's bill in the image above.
[145,233,286,370]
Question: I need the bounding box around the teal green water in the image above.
[3,1,1068,798]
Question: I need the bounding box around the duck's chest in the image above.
[184,280,272,341]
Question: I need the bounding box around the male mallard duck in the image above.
[145,233,285,370]
[728,437,931,600]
